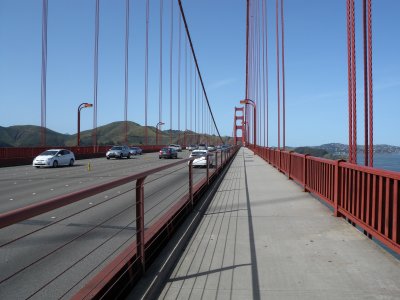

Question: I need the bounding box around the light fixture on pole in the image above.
[240,99,256,148]
[77,102,93,146]
[156,122,165,145]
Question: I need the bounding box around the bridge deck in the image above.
[137,147,400,299]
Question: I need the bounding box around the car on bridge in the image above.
[32,149,75,168]
[106,145,131,159]
[159,147,178,159]
[186,144,197,151]
[169,144,182,152]
[130,146,143,155]
[189,149,213,168]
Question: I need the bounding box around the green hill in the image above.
[0,125,69,147]
[0,122,231,147]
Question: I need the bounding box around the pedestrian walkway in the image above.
[158,147,400,299]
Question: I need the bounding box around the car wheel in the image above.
[52,160,58,168]
[159,156,162,159]
[127,154,131,159]
[35,166,40,169]
[69,159,74,166]
[119,154,123,159]
[107,157,110,160]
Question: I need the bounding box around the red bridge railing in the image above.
[253,145,400,255]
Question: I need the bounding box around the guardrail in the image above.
[252,145,399,255]
[0,146,238,299]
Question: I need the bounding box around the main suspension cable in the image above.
[177,0,223,143]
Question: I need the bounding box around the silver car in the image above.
[106,145,131,159]
[33,149,75,168]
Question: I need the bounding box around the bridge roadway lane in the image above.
[0,151,193,213]
[0,151,213,299]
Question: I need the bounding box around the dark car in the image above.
[159,147,178,159]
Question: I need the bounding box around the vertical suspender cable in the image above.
[169,0,174,144]
[346,0,353,163]
[41,0,48,146]
[362,0,368,166]
[367,0,374,167]
[245,0,250,145]
[190,58,192,131]
[262,0,269,148]
[280,0,286,150]
[159,0,164,144]
[178,14,181,138]
[276,0,280,149]
[185,37,188,133]
[124,0,130,144]
[194,70,197,137]
[351,0,357,164]
[144,0,149,145]
[93,0,99,147]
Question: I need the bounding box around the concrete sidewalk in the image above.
[158,147,400,300]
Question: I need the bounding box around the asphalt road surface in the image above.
[0,150,215,299]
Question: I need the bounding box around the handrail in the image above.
[254,145,400,255]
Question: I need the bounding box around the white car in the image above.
[169,144,182,152]
[186,144,197,151]
[189,150,212,168]
[33,149,75,168]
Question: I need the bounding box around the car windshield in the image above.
[161,148,169,151]
[111,146,122,150]
[40,150,58,156]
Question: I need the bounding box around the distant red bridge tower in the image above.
[233,107,245,145]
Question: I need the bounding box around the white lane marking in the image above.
[50,188,54,191]
[117,191,121,194]
[104,195,108,199]
[89,202,93,205]
[9,198,13,201]
[65,184,69,187]
[32,192,36,195]
[51,216,56,219]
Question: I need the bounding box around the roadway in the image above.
[0,150,214,299]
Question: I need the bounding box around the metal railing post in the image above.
[206,155,209,185]
[189,160,193,207]
[334,160,344,217]
[215,152,218,173]
[136,176,146,273]
[303,154,309,192]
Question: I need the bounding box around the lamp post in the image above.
[156,122,164,145]
[240,99,256,148]
[77,102,93,146]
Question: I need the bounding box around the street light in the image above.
[156,121,165,145]
[77,102,93,146]
[240,98,256,148]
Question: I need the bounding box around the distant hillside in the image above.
[0,122,232,147]
[0,125,69,147]
[293,143,400,160]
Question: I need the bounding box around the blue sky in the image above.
[0,0,399,146]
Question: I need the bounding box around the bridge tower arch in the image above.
[234,107,245,146]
